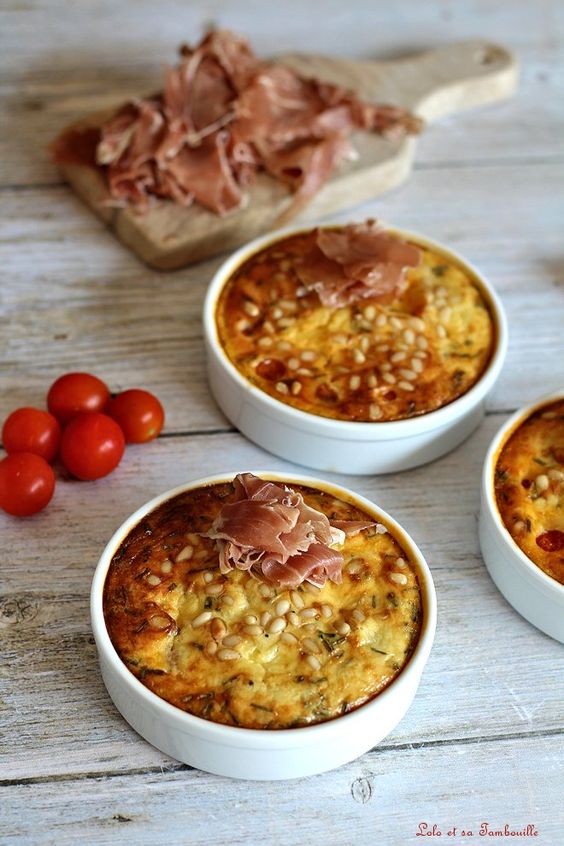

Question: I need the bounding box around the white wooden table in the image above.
[1,2,563,844]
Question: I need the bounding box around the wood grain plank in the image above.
[3,734,563,846]
[1,1,563,838]
[1,161,562,432]
[1,419,563,781]
[0,2,562,187]
[52,41,517,269]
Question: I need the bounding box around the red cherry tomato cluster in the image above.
[0,373,164,517]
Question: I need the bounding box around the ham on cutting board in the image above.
[53,39,517,269]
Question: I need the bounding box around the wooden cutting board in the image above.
[56,40,517,270]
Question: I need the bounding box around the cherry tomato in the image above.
[47,372,110,425]
[60,412,125,480]
[0,453,55,517]
[2,407,61,462]
[108,389,165,443]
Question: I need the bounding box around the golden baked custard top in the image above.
[215,228,495,422]
[494,399,564,584]
[103,480,422,729]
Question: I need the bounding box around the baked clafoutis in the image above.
[215,221,496,423]
[103,473,422,729]
[494,399,564,584]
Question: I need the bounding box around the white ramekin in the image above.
[479,391,564,643]
[203,224,508,475]
[91,471,437,780]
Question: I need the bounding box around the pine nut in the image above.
[368,403,382,420]
[306,655,321,671]
[210,618,227,641]
[347,558,364,574]
[290,590,304,609]
[243,625,263,637]
[176,544,193,562]
[535,474,549,491]
[218,648,240,661]
[192,611,212,628]
[146,574,161,586]
[244,301,260,317]
[302,637,320,654]
[299,608,318,619]
[148,615,171,630]
[222,634,242,648]
[275,599,291,616]
[280,299,297,311]
[390,572,408,585]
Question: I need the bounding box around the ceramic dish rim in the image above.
[203,221,508,437]
[91,470,437,748]
[481,389,564,595]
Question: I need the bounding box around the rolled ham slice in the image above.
[90,30,422,217]
[296,220,421,307]
[204,473,371,587]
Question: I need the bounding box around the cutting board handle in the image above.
[387,40,518,120]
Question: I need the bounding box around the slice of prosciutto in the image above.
[204,473,372,588]
[296,219,421,307]
[86,29,422,217]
